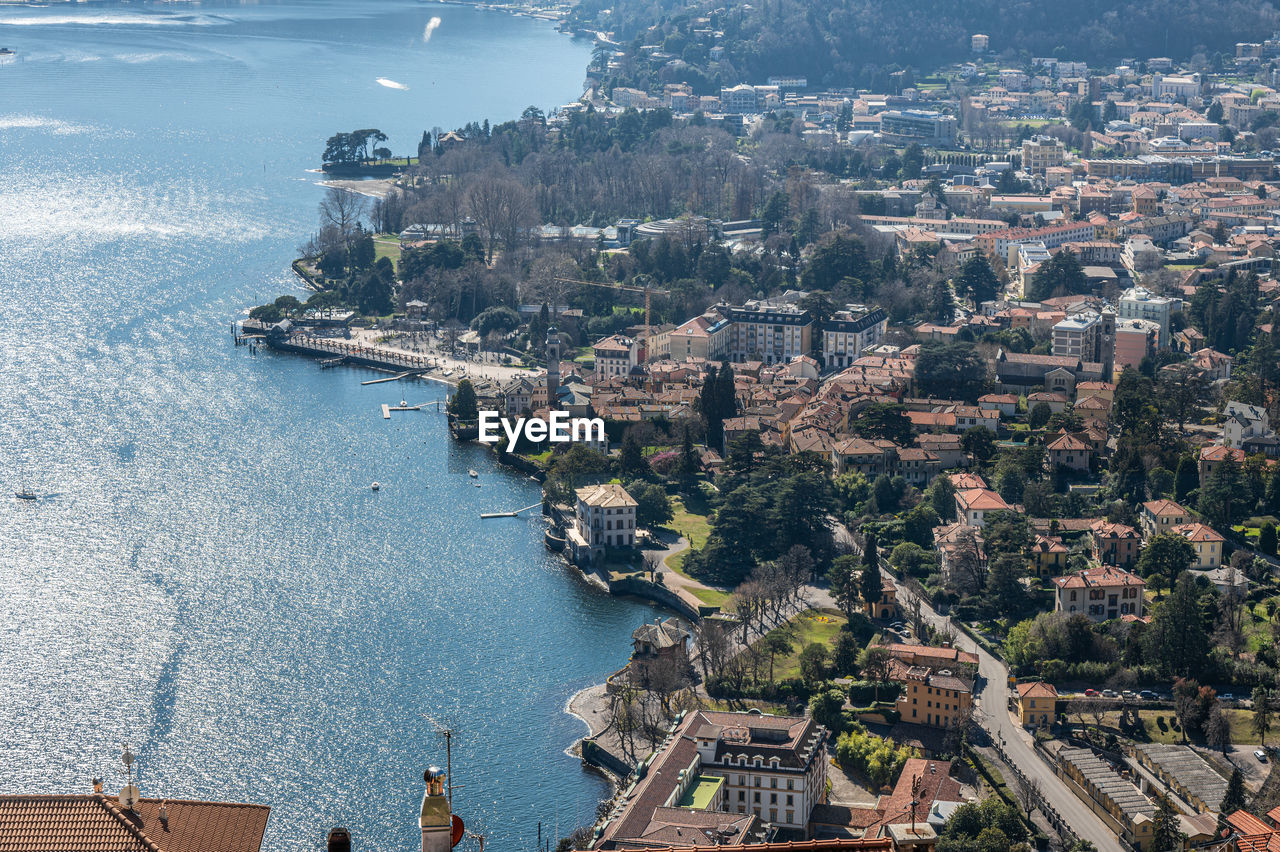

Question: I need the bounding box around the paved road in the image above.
[890,573,1125,852]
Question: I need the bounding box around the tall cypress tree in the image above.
[1174,455,1199,504]
[861,531,883,612]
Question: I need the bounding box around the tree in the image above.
[829,555,861,619]
[1221,768,1247,817]
[318,186,368,246]
[852,404,914,446]
[1029,401,1051,430]
[928,475,957,521]
[679,422,698,483]
[619,430,647,480]
[808,688,846,731]
[1175,455,1199,503]
[833,632,861,677]
[1151,794,1184,852]
[956,254,1000,305]
[760,631,793,682]
[1136,533,1195,593]
[1144,574,1210,678]
[1199,453,1244,529]
[861,532,884,613]
[984,554,1028,618]
[1027,247,1086,301]
[1263,523,1279,556]
[1254,686,1273,746]
[915,342,988,401]
[859,645,892,701]
[961,425,996,463]
[1206,705,1231,753]
[448,378,479,421]
[633,483,674,530]
[798,642,829,686]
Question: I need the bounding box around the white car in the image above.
[1256,750,1269,763]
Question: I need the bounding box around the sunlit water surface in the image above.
[0,4,652,849]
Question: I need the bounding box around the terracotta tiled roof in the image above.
[1052,565,1145,590]
[1142,499,1189,517]
[1172,522,1225,543]
[0,795,270,852]
[955,488,1010,512]
[1016,681,1058,700]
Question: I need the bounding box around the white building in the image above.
[1222,400,1274,450]
[592,334,638,381]
[568,483,637,564]
[822,305,887,369]
[719,84,758,113]
[1152,73,1201,101]
[1118,286,1181,348]
[691,710,829,830]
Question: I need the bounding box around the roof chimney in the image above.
[327,827,352,852]
[420,767,454,852]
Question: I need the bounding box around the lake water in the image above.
[0,3,654,849]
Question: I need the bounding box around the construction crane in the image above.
[554,277,670,343]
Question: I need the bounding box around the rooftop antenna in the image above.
[119,744,141,811]
[423,714,464,809]
[909,773,922,833]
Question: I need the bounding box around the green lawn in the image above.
[374,237,401,266]
[1094,708,1268,745]
[763,608,848,681]
[691,586,732,609]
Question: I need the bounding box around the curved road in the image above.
[890,573,1125,852]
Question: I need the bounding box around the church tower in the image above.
[546,324,561,407]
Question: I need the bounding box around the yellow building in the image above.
[1029,534,1069,578]
[1015,681,1058,728]
[891,659,973,729]
[1171,522,1225,570]
[863,574,900,620]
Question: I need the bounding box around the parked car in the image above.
[1121,690,1137,700]
[1084,688,1099,697]
[1102,689,1118,698]
[1256,750,1269,763]
[1139,690,1157,701]
[1220,693,1236,702]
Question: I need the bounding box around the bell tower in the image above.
[546,324,561,408]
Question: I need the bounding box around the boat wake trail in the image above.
[423,16,441,42]
[376,77,409,90]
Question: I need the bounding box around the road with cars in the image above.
[889,573,1127,852]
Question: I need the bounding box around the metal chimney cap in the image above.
[425,766,445,783]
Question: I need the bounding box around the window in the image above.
[754,792,760,803]
[770,793,777,804]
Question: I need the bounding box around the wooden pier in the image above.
[480,502,542,519]
[361,370,422,386]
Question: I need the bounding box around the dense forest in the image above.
[571,0,1280,91]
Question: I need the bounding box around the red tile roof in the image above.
[1052,565,1145,590]
[0,795,270,852]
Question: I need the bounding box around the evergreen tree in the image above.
[619,429,647,480]
[1254,686,1273,746]
[1174,455,1199,503]
[1198,453,1244,529]
[715,364,738,423]
[1220,768,1247,818]
[679,422,697,482]
[828,554,860,618]
[1262,523,1278,557]
[448,379,479,421]
[956,254,1000,305]
[860,531,884,611]
[1151,794,1184,852]
[1266,465,1280,515]
[1144,574,1210,678]
[700,365,722,451]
